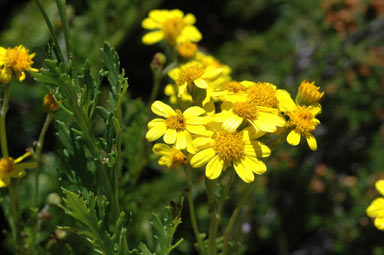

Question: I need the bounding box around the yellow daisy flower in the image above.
[190,126,270,183]
[168,61,223,97]
[146,101,208,152]
[141,9,202,45]
[277,90,321,151]
[214,100,286,133]
[152,143,187,170]
[0,151,37,188]
[295,80,325,105]
[0,45,38,82]
[367,180,384,230]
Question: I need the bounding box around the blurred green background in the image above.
[1,0,384,254]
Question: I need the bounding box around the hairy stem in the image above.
[206,179,218,255]
[0,83,11,157]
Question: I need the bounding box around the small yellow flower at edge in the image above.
[0,45,38,82]
[146,101,208,153]
[152,143,187,170]
[277,90,321,151]
[367,180,384,230]
[142,9,202,45]
[0,151,38,188]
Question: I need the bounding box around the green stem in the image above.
[54,0,80,92]
[222,182,256,255]
[34,0,65,63]
[148,70,162,105]
[206,178,218,255]
[0,83,11,158]
[217,171,236,223]
[31,113,53,250]
[9,180,22,254]
[185,166,206,255]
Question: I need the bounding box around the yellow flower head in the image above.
[190,126,270,183]
[152,143,187,170]
[0,45,38,82]
[367,180,384,231]
[214,100,286,134]
[142,9,202,45]
[277,90,321,151]
[146,101,208,153]
[168,62,223,97]
[0,66,12,84]
[0,151,37,187]
[296,80,324,105]
[177,42,198,59]
[43,93,61,112]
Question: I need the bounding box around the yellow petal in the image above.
[276,89,296,113]
[190,148,216,168]
[175,131,187,150]
[202,68,223,80]
[152,143,172,155]
[142,17,161,29]
[245,142,271,158]
[186,124,207,135]
[178,84,187,97]
[148,118,166,128]
[185,131,196,154]
[205,155,224,179]
[178,25,202,43]
[184,13,196,24]
[376,180,384,196]
[193,137,214,150]
[310,105,322,116]
[146,124,167,142]
[158,155,171,166]
[367,198,384,218]
[242,156,267,175]
[222,115,243,133]
[164,128,177,144]
[185,116,207,125]
[183,106,205,118]
[142,31,164,45]
[251,119,276,133]
[151,101,175,117]
[0,176,10,188]
[258,112,286,127]
[234,161,254,183]
[240,80,255,88]
[374,217,384,231]
[194,78,208,89]
[148,10,169,22]
[306,134,317,151]
[287,130,301,146]
[15,151,33,163]
[16,71,26,82]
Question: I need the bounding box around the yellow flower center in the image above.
[170,148,187,169]
[233,102,258,120]
[287,106,318,134]
[177,42,198,58]
[297,81,324,104]
[0,157,15,175]
[4,46,34,72]
[176,64,204,85]
[165,110,186,131]
[221,81,245,93]
[247,83,278,108]
[213,132,245,162]
[162,16,186,44]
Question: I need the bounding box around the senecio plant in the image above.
[10,2,384,255]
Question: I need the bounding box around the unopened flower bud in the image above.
[0,66,12,84]
[43,93,61,112]
[152,53,167,69]
[295,80,324,106]
[47,192,62,206]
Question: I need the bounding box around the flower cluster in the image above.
[366,180,384,231]
[0,45,38,83]
[143,9,324,183]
